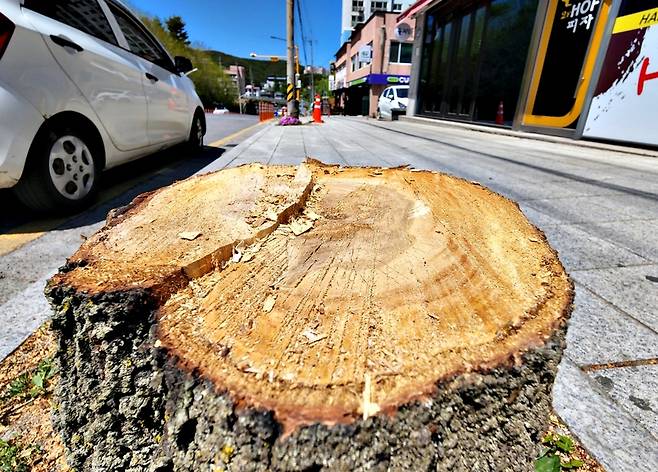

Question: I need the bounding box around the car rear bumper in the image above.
[0,79,44,188]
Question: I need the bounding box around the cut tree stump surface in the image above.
[48,161,573,471]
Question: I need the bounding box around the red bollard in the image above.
[313,94,322,124]
[495,101,504,125]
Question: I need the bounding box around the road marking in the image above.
[207,120,270,148]
[0,229,49,257]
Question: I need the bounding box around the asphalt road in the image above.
[0,112,261,359]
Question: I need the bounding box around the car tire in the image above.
[14,124,100,213]
[376,108,382,120]
[187,112,204,151]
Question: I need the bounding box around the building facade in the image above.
[333,11,416,116]
[225,65,246,96]
[403,0,658,147]
[341,0,416,42]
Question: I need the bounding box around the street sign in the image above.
[395,23,413,41]
[358,45,372,62]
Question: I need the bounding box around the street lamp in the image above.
[249,52,286,62]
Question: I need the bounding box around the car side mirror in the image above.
[175,56,193,74]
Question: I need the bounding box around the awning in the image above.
[397,0,436,22]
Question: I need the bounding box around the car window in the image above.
[383,89,391,99]
[23,0,117,45]
[107,3,175,71]
[396,88,408,99]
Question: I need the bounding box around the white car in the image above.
[377,85,409,121]
[212,107,229,115]
[0,0,206,211]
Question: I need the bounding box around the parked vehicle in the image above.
[377,85,409,121]
[0,0,206,212]
[212,107,229,115]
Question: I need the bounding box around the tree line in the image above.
[140,15,235,108]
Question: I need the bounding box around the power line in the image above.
[296,0,309,67]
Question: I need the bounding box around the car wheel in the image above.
[14,126,99,213]
[188,113,204,151]
[376,108,382,120]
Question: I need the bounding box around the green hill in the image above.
[206,50,303,86]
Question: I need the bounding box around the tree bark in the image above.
[47,161,573,471]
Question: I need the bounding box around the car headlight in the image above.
[398,102,407,109]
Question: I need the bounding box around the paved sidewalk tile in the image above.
[565,287,658,366]
[573,265,658,331]
[542,224,651,271]
[554,360,658,472]
[0,279,53,360]
[574,219,658,263]
[523,196,643,225]
[590,365,658,439]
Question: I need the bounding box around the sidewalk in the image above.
[201,116,658,472]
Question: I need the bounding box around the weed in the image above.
[2,358,57,406]
[7,374,30,398]
[536,433,584,472]
[29,358,56,397]
[0,439,28,472]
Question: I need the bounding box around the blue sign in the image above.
[367,74,411,85]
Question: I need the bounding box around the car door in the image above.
[21,0,150,152]
[105,1,189,146]
[381,88,392,117]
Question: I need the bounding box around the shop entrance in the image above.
[417,0,539,124]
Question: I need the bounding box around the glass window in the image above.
[475,0,539,123]
[24,0,117,45]
[108,3,174,71]
[389,41,400,62]
[396,87,408,98]
[399,43,412,63]
[389,41,412,63]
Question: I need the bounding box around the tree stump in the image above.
[47,161,573,472]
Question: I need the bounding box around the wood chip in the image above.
[362,373,381,420]
[290,219,314,236]
[305,210,322,221]
[265,208,279,221]
[301,328,327,344]
[178,231,201,241]
[263,295,277,313]
[250,217,267,227]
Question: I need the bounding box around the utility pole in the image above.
[286,0,298,117]
[309,39,315,101]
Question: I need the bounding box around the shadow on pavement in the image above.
[0,144,224,234]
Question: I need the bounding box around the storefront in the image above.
[346,74,411,115]
[405,0,658,146]
[331,11,415,117]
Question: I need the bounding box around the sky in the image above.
[128,0,342,67]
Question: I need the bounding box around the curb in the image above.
[198,120,275,175]
[398,115,658,159]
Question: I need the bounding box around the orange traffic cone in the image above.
[313,94,322,124]
[495,101,504,125]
